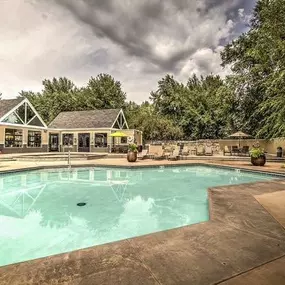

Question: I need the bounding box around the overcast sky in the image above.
[0,0,255,103]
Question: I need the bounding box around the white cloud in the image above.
[238,8,245,18]
[179,46,232,80]
[0,0,254,103]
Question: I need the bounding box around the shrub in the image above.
[250,147,265,158]
[128,143,138,153]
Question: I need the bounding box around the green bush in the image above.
[128,143,138,153]
[250,147,265,158]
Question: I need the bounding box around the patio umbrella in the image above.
[229,131,251,148]
[110,131,128,152]
[110,131,128,137]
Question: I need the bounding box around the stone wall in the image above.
[146,138,283,155]
[263,138,285,155]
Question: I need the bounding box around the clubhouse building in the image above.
[0,98,142,154]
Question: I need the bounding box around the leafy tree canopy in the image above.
[18,74,126,124]
[221,0,285,138]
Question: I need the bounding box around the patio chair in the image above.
[241,146,250,156]
[137,149,148,160]
[148,146,160,159]
[168,148,180,161]
[182,146,189,156]
[153,148,165,160]
[232,146,240,156]
[196,144,205,155]
[223,146,232,156]
[164,147,173,157]
[205,145,213,156]
[189,145,197,155]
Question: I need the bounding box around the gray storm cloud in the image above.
[56,0,247,73]
[0,0,255,101]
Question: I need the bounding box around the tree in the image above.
[150,74,234,140]
[126,102,183,141]
[123,101,140,123]
[150,74,188,123]
[221,0,285,138]
[18,74,127,124]
[84,74,126,109]
[19,77,81,124]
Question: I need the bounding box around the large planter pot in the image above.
[127,151,137,162]
[277,147,283,158]
[251,155,266,166]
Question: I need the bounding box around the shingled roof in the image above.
[0,98,25,119]
[48,109,121,129]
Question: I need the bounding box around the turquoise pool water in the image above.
[0,166,277,266]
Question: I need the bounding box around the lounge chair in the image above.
[223,146,232,156]
[148,146,161,159]
[205,145,213,156]
[168,149,180,161]
[153,149,165,160]
[164,147,173,157]
[137,149,148,160]
[196,144,205,155]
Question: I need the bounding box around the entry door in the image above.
[49,134,59,152]
[78,133,90,152]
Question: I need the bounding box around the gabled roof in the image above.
[0,98,25,118]
[0,97,47,128]
[48,109,122,129]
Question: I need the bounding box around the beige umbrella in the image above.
[229,131,251,148]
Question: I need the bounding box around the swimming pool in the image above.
[0,166,277,266]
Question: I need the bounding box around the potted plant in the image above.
[127,143,138,162]
[250,147,266,166]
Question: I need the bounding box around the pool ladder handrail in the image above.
[68,150,71,169]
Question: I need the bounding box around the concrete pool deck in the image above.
[1,156,285,173]
[0,158,285,284]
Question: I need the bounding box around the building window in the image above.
[28,131,42,147]
[5,129,23,147]
[95,133,107,148]
[121,137,127,144]
[62,134,74,146]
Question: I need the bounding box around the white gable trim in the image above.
[111,109,129,129]
[0,98,48,128]
[0,99,26,122]
[0,122,47,130]
[121,110,129,129]
[25,98,48,128]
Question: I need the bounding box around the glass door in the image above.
[78,133,90,152]
[49,134,59,152]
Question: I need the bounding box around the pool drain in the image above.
[77,202,87,207]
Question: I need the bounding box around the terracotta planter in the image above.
[127,151,137,162]
[251,155,266,166]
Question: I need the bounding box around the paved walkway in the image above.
[1,157,285,174]
[255,191,285,228]
[220,256,285,285]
